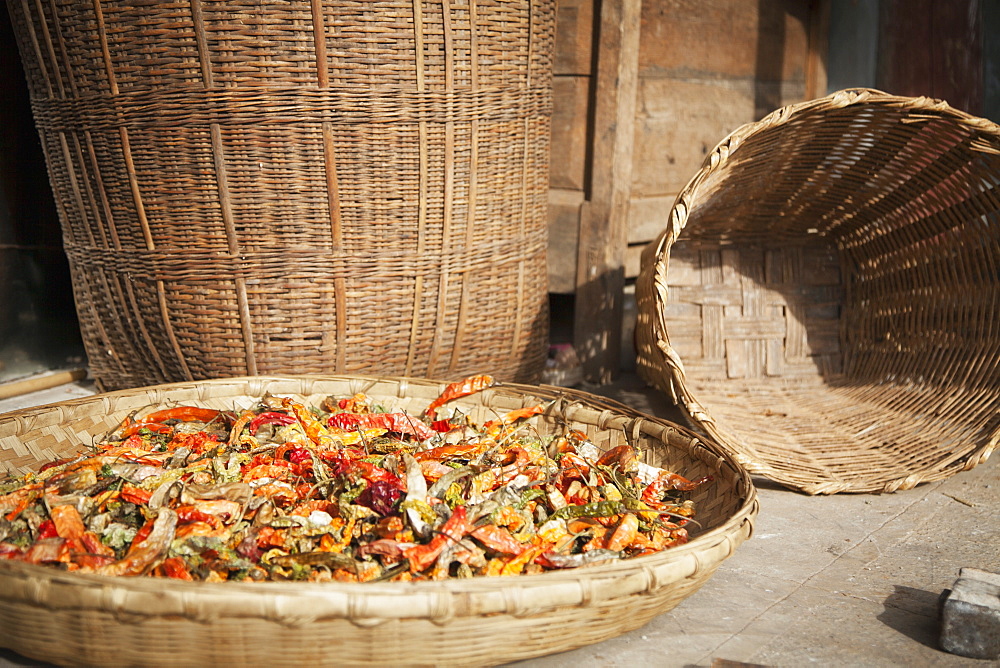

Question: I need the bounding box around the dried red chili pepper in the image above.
[38,458,71,473]
[483,404,546,430]
[596,444,637,471]
[356,480,403,516]
[119,422,174,439]
[0,543,24,559]
[118,406,227,439]
[414,442,484,463]
[327,412,435,441]
[120,484,152,506]
[131,519,156,546]
[36,520,59,540]
[49,504,86,546]
[248,411,296,434]
[157,556,194,581]
[175,505,222,528]
[470,524,527,556]
[348,460,402,487]
[641,471,712,506]
[430,419,453,432]
[143,407,224,424]
[424,374,496,419]
[402,505,472,572]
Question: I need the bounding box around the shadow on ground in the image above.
[877,584,942,651]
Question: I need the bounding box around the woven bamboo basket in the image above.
[0,375,756,667]
[8,2,554,391]
[635,89,1000,495]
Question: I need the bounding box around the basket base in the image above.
[685,375,996,494]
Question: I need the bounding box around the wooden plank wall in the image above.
[548,0,827,380]
[627,0,822,281]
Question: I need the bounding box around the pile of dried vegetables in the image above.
[0,376,709,582]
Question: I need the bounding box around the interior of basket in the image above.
[665,103,1000,490]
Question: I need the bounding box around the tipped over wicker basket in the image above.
[0,375,756,667]
[9,1,554,391]
[636,89,1000,495]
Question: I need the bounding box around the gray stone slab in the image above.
[940,568,1000,660]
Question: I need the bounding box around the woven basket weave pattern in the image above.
[636,89,1000,494]
[0,375,756,667]
[9,2,554,390]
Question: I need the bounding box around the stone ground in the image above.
[0,376,997,668]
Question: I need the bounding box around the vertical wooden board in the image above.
[554,0,595,76]
[877,0,983,116]
[633,1,824,199]
[768,2,814,82]
[547,189,582,294]
[827,0,879,91]
[986,0,1000,120]
[550,75,591,191]
[806,0,831,99]
[574,0,641,383]
[752,0,813,116]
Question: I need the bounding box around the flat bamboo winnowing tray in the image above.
[0,375,756,667]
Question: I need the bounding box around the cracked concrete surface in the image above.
[0,377,996,667]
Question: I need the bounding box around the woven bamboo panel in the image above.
[0,375,757,667]
[8,1,554,391]
[636,89,1000,494]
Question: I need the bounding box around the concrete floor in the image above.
[0,375,997,667]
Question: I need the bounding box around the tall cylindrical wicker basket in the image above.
[9,1,554,391]
[636,89,1000,495]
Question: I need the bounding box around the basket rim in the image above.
[638,88,1000,494]
[0,374,758,625]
